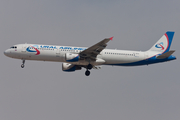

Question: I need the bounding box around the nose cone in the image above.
[4,49,10,57]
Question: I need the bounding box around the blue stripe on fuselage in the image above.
[108,55,176,66]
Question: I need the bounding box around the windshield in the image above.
[10,46,17,49]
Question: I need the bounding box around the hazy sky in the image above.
[1,0,180,120]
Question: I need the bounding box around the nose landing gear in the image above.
[21,60,25,68]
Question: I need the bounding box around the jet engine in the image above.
[65,53,79,62]
[62,63,81,72]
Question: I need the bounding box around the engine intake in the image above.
[62,63,81,72]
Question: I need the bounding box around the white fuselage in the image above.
[4,44,148,66]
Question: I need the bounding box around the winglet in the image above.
[109,37,114,40]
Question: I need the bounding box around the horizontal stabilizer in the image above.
[156,50,175,59]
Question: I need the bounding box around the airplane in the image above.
[4,31,176,76]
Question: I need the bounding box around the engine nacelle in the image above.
[62,63,81,72]
[65,53,80,62]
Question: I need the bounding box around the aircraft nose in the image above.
[4,49,10,56]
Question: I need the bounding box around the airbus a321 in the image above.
[4,31,176,76]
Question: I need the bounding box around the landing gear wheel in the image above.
[85,70,90,76]
[21,59,25,68]
[21,64,24,68]
[87,64,93,70]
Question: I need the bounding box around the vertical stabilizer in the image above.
[148,31,174,53]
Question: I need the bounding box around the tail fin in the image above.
[148,31,175,53]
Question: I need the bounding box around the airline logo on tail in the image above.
[155,42,164,50]
[26,45,40,55]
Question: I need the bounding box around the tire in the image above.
[87,64,93,70]
[85,70,90,76]
[21,64,24,68]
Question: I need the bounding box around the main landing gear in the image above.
[21,60,25,68]
[85,64,93,76]
[85,70,90,76]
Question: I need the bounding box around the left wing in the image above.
[79,37,113,60]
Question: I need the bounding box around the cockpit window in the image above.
[10,46,17,49]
